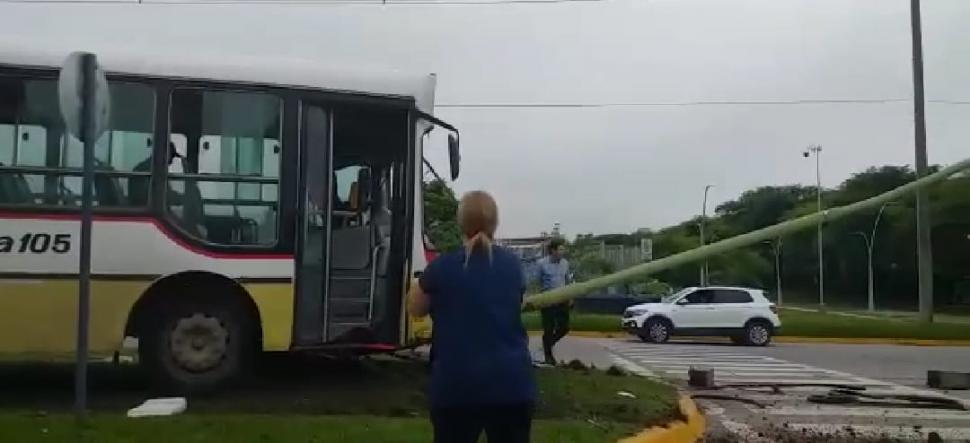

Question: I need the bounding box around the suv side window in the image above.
[683,290,714,304]
[712,289,754,304]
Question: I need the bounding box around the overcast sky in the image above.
[2,0,968,238]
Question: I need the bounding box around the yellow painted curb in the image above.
[526,331,970,346]
[774,336,970,346]
[618,396,705,443]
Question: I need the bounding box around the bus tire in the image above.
[139,294,256,394]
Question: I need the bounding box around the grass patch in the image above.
[0,414,627,443]
[524,310,970,340]
[0,357,680,443]
[777,308,970,340]
[522,312,618,333]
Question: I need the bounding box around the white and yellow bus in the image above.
[0,47,454,391]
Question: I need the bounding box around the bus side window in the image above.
[168,88,282,246]
[0,77,154,209]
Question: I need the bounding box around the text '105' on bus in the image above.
[0,47,458,393]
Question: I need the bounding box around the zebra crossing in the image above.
[603,339,970,441]
[604,340,885,386]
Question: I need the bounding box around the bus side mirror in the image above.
[448,134,460,181]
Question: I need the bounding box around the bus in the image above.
[0,47,456,392]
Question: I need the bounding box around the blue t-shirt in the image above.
[419,245,537,408]
[536,256,570,291]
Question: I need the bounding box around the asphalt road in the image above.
[596,336,970,442]
[726,341,970,400]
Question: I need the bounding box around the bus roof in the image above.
[0,45,437,112]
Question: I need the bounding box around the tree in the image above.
[581,163,969,310]
[715,185,816,236]
[423,179,461,252]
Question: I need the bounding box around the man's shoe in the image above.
[544,354,557,366]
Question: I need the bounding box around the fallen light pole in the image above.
[524,157,970,310]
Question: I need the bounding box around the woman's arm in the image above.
[408,281,431,318]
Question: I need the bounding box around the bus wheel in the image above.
[140,298,256,393]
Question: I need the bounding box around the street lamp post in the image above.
[763,238,783,306]
[699,185,714,286]
[803,145,824,308]
[854,202,898,312]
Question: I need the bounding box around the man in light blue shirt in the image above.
[536,238,571,365]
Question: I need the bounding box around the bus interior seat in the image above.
[0,163,34,204]
[258,204,278,245]
[330,166,377,271]
[348,181,360,212]
[94,172,126,207]
[179,181,207,238]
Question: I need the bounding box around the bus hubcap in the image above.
[170,313,229,372]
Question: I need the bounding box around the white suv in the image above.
[621,286,781,346]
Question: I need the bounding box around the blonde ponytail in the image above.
[456,191,499,269]
[463,231,494,268]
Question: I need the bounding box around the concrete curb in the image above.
[527,331,970,346]
[617,396,705,443]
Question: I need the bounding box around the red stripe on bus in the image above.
[0,212,293,260]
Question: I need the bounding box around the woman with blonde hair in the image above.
[409,190,536,443]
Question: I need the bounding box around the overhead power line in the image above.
[928,99,970,105]
[0,0,603,4]
[435,98,970,109]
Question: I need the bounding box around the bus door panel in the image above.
[292,104,328,346]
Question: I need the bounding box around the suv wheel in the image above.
[742,320,773,346]
[640,318,671,344]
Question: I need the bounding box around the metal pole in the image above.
[852,232,873,312]
[774,239,783,306]
[815,147,824,308]
[700,185,713,286]
[74,53,97,419]
[910,0,934,323]
[867,243,875,312]
[762,238,783,305]
[698,220,705,286]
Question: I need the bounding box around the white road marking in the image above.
[607,342,970,442]
[630,357,778,363]
[649,366,827,375]
[606,341,894,387]
[672,376,891,385]
[609,348,969,442]
[764,406,970,421]
[617,351,763,358]
[645,363,811,370]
